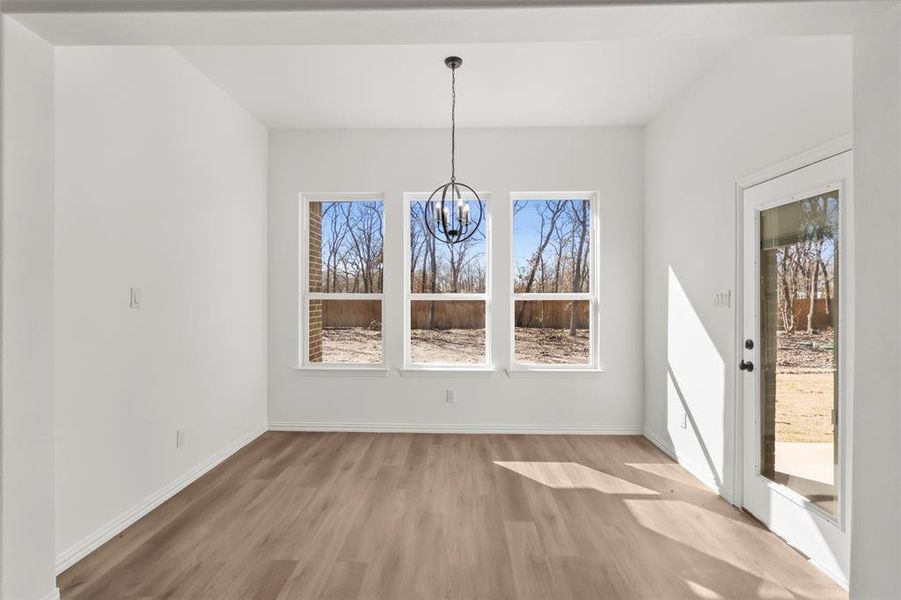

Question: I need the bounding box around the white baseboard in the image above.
[642,427,735,505]
[55,424,266,575]
[38,588,60,600]
[269,421,643,435]
[808,556,849,591]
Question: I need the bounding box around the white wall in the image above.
[1,16,58,600]
[643,37,852,498]
[54,47,268,566]
[268,127,644,431]
[850,10,901,598]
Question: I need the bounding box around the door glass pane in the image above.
[759,190,839,516]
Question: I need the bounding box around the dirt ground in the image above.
[514,327,590,365]
[777,330,835,373]
[410,329,486,364]
[320,328,383,364]
[320,326,589,365]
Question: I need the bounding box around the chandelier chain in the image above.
[451,65,456,182]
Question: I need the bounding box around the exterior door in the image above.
[741,150,852,585]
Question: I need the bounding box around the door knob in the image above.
[739,360,754,372]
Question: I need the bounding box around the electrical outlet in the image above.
[176,430,185,448]
[446,389,456,403]
[130,286,142,309]
[681,413,688,429]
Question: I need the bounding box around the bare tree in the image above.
[513,199,590,331]
[772,193,838,334]
[315,201,383,294]
[568,199,590,335]
[514,200,566,294]
[320,202,350,293]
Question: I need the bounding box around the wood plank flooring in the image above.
[59,432,846,599]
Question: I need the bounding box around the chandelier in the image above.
[424,56,484,245]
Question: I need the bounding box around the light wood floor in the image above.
[59,432,846,599]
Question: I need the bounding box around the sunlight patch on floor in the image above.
[624,497,762,541]
[493,461,658,495]
[625,461,708,489]
[684,579,724,599]
[623,497,793,592]
[756,579,797,600]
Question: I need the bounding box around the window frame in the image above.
[298,192,387,371]
[403,191,493,371]
[509,191,601,372]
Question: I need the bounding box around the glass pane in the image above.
[514,300,590,365]
[309,200,383,293]
[410,300,486,364]
[759,190,839,516]
[409,199,486,293]
[513,198,591,293]
[309,299,382,364]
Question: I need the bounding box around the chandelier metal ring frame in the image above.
[423,56,484,245]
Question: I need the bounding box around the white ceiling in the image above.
[178,40,734,128]
[14,1,888,129]
[13,2,893,46]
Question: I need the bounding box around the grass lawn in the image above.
[775,372,835,443]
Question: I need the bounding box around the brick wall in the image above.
[308,202,323,362]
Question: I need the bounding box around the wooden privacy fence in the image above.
[321,299,381,328]
[320,299,589,329]
[514,300,589,329]
[787,298,834,331]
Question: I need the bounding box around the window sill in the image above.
[294,366,390,377]
[505,367,604,378]
[399,367,496,378]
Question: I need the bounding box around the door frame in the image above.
[732,135,853,526]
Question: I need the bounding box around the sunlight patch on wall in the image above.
[667,266,726,486]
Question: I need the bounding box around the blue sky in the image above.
[318,200,384,253]
[513,199,591,274]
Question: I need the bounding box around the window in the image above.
[300,194,384,367]
[405,192,490,368]
[511,193,598,369]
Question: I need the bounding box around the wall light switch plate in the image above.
[681,413,688,429]
[176,430,185,448]
[130,286,142,309]
[713,289,731,308]
[446,389,456,403]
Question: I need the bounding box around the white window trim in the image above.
[509,191,602,372]
[297,192,386,370]
[403,192,493,370]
